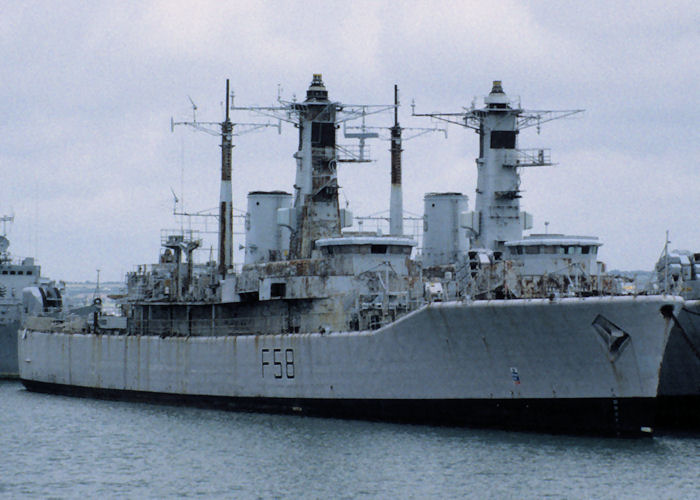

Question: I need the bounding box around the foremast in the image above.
[240,74,394,260]
[289,75,341,259]
[172,80,277,277]
[171,81,235,277]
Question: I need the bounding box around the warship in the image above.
[0,216,62,378]
[652,245,700,428]
[18,77,683,436]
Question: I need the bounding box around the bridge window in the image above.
[389,246,411,255]
[371,245,387,254]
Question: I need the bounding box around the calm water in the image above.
[1,381,698,499]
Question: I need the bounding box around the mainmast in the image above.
[219,80,234,276]
[389,84,403,236]
[342,85,444,237]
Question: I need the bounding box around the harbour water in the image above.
[1,381,698,499]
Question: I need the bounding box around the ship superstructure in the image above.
[414,81,582,252]
[650,241,700,427]
[0,216,62,377]
[288,74,343,259]
[18,77,684,436]
[655,244,700,300]
[122,75,417,336]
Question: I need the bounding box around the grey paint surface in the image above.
[20,296,678,402]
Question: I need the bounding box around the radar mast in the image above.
[414,81,583,251]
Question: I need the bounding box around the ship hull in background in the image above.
[657,300,700,429]
[0,321,19,378]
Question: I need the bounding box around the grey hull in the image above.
[0,322,19,378]
[657,300,700,428]
[19,296,680,435]
[21,379,655,436]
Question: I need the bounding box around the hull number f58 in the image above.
[261,348,295,379]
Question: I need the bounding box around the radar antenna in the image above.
[0,215,13,237]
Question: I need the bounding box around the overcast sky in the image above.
[1,1,698,281]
